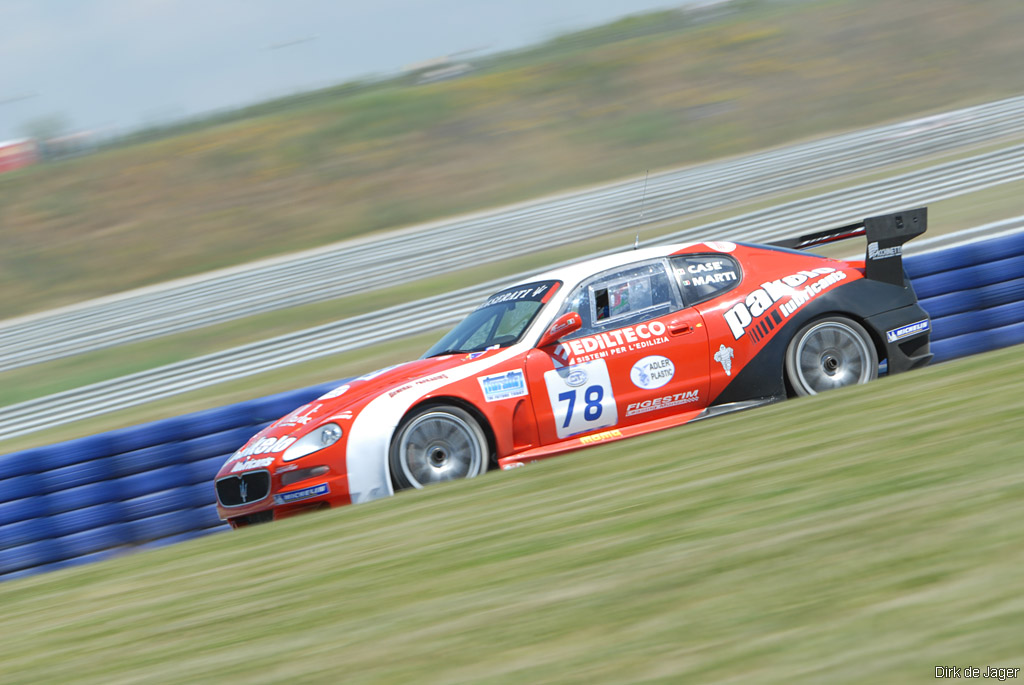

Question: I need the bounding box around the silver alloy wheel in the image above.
[786,317,878,396]
[392,407,488,490]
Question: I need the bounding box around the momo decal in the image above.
[579,429,622,445]
[626,390,700,416]
[554,321,669,364]
[886,319,929,343]
[724,267,847,342]
[274,483,329,505]
[478,369,528,402]
[231,457,274,473]
[630,355,675,390]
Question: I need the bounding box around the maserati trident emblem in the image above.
[239,478,248,503]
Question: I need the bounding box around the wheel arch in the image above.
[401,395,498,467]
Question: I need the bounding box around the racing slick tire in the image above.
[390,405,490,491]
[785,316,878,397]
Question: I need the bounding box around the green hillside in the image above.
[2,345,1021,683]
[3,0,1024,319]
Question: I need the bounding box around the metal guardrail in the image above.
[2,144,1024,441]
[5,95,1024,372]
[3,229,1024,581]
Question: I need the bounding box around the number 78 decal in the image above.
[544,359,618,439]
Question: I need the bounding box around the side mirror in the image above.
[537,312,582,349]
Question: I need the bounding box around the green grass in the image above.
[1,345,1021,683]
[4,0,1024,319]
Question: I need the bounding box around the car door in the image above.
[525,258,710,444]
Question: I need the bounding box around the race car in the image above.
[215,208,932,526]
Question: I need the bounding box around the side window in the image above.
[558,260,681,339]
[670,254,741,305]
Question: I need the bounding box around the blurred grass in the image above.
[1,344,1021,683]
[2,166,1020,447]
[4,0,1024,318]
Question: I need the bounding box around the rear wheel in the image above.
[390,405,489,490]
[785,316,878,396]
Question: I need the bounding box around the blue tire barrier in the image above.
[1,231,1022,581]
[49,501,127,538]
[0,517,57,551]
[44,480,120,515]
[919,276,1024,318]
[0,473,45,504]
[0,497,50,527]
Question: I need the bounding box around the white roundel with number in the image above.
[544,359,618,439]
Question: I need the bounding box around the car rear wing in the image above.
[769,207,927,286]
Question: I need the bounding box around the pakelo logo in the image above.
[478,370,528,402]
[231,457,274,473]
[868,242,901,260]
[886,319,929,343]
[579,429,622,445]
[724,267,847,342]
[555,321,669,365]
[630,355,675,389]
[626,390,700,416]
[228,435,299,464]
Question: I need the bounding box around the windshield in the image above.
[423,280,561,358]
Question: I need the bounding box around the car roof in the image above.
[524,241,740,292]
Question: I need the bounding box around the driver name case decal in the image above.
[724,267,847,342]
[544,359,618,439]
[554,321,669,365]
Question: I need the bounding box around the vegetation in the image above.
[1,345,1021,683]
[3,0,1024,319]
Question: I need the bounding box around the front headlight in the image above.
[282,423,343,462]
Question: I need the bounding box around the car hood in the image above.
[218,348,504,472]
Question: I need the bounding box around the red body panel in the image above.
[215,240,894,525]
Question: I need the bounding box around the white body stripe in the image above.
[345,345,528,503]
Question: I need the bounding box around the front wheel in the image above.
[785,316,878,396]
[390,405,490,490]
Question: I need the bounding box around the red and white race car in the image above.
[216,209,932,525]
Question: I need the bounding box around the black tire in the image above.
[389,405,490,491]
[785,316,878,397]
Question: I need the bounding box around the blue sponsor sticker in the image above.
[478,369,528,402]
[886,319,930,343]
[274,483,329,505]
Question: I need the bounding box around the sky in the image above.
[0,0,694,142]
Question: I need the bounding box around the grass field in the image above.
[3,0,1024,319]
[2,345,1021,684]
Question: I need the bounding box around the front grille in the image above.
[216,470,271,507]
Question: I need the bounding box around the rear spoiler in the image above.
[769,207,926,286]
